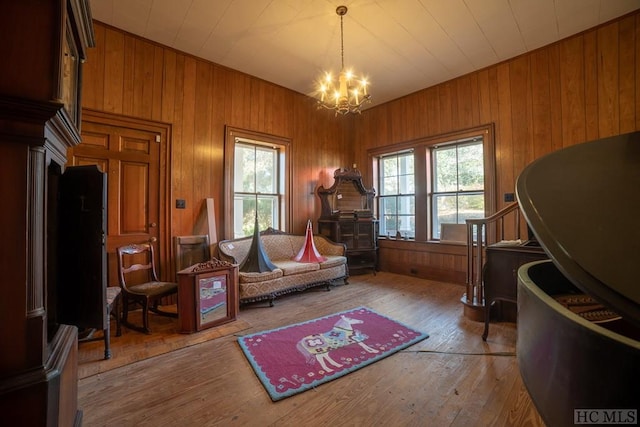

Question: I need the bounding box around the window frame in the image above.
[224,127,291,239]
[377,150,416,239]
[430,138,485,240]
[369,124,495,242]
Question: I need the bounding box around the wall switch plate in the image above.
[504,193,515,202]
[176,199,186,209]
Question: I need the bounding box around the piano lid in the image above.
[516,131,640,328]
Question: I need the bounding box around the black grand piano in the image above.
[515,131,640,425]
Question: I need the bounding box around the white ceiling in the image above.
[90,0,640,109]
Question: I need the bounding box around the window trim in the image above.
[431,138,486,240]
[369,124,495,242]
[224,126,291,239]
[378,150,416,239]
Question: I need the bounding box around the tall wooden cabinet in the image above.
[0,1,94,425]
[317,168,379,274]
[57,166,109,343]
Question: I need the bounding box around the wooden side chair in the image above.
[104,286,122,358]
[174,235,211,273]
[116,243,178,334]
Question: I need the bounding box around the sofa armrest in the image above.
[313,235,347,256]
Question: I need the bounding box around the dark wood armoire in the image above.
[57,166,108,337]
[317,168,379,274]
[0,1,94,425]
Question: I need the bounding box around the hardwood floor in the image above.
[77,272,544,427]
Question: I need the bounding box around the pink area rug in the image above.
[237,306,428,401]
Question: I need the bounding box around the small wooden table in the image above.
[177,259,239,333]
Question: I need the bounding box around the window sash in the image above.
[431,140,484,240]
[233,142,282,238]
[378,152,415,239]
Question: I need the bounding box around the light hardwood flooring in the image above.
[77,272,544,427]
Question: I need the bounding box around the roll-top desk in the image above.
[317,168,378,274]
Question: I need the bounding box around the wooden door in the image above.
[68,119,161,287]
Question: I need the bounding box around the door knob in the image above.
[149,236,157,243]
[149,222,157,227]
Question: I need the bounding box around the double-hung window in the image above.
[224,127,289,239]
[378,151,415,239]
[371,125,494,242]
[431,138,485,239]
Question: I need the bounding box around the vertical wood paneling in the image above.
[178,56,197,233]
[496,63,513,200]
[193,60,213,229]
[509,56,533,178]
[103,27,124,114]
[353,13,639,280]
[83,13,639,280]
[583,30,599,141]
[559,37,587,147]
[83,24,105,110]
[152,46,164,122]
[597,23,620,137]
[121,34,136,117]
[619,16,636,134]
[530,50,552,158]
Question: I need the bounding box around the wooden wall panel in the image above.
[352,11,639,283]
[82,12,639,284]
[597,22,620,138]
[82,22,349,254]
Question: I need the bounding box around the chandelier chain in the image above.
[340,12,344,70]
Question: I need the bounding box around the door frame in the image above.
[81,108,173,281]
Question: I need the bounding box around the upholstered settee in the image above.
[217,228,348,305]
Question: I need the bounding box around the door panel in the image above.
[69,121,160,287]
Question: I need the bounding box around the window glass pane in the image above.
[433,194,458,239]
[233,194,255,238]
[380,197,396,215]
[457,193,484,222]
[381,215,397,237]
[399,153,414,175]
[399,174,414,194]
[457,143,484,191]
[255,146,276,193]
[433,147,457,192]
[382,176,397,196]
[398,195,415,215]
[235,145,255,192]
[397,215,415,239]
[382,157,397,180]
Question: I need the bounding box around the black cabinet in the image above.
[482,242,547,340]
[316,167,378,274]
[318,219,379,274]
[57,165,109,337]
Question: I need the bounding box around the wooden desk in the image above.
[482,242,547,340]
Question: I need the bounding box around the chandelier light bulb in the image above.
[314,5,371,115]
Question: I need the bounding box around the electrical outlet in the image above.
[176,199,186,209]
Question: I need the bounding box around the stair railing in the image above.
[464,202,522,313]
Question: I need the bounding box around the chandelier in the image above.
[315,5,371,115]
